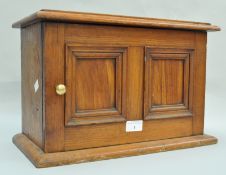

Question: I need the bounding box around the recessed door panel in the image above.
[65,45,127,126]
[76,57,116,111]
[144,48,194,119]
[152,59,184,105]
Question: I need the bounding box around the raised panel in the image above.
[76,58,116,111]
[152,59,184,105]
[144,48,194,120]
[65,45,127,126]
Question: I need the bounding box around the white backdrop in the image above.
[0,0,225,174]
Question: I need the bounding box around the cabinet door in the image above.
[65,45,127,126]
[144,48,194,120]
[63,45,194,151]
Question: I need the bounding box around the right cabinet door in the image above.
[144,48,194,121]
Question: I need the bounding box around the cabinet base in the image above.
[13,133,217,168]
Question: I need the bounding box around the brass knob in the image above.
[56,84,66,95]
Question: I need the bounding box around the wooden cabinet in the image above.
[12,10,220,168]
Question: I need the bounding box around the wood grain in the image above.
[12,9,220,31]
[192,32,207,135]
[76,58,116,111]
[13,10,219,167]
[21,23,43,148]
[64,117,192,150]
[144,48,193,120]
[13,133,217,168]
[43,23,65,152]
[65,45,127,126]
[126,47,144,120]
[64,23,196,48]
[151,57,184,105]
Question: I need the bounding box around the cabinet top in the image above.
[12,9,220,31]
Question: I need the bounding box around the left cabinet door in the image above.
[65,45,128,126]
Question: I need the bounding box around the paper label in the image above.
[126,120,143,132]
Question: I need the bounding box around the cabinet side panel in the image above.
[21,23,43,148]
[193,32,207,134]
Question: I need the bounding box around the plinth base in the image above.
[13,133,217,168]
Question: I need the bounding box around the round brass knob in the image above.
[56,84,66,95]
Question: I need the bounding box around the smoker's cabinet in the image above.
[12,10,220,168]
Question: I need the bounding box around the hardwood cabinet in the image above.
[12,10,220,168]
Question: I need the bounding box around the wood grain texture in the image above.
[65,117,192,150]
[151,59,184,105]
[19,22,206,151]
[12,9,220,31]
[126,47,144,120]
[13,133,217,168]
[64,23,196,48]
[76,58,116,110]
[13,10,220,167]
[144,48,193,120]
[43,23,65,152]
[65,45,127,126]
[62,45,192,151]
[21,23,43,148]
[192,32,207,135]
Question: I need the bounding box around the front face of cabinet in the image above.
[43,23,206,152]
